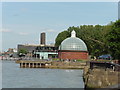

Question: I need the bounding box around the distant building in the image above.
[34,44,58,59]
[18,32,58,59]
[40,32,46,45]
[18,44,58,59]
[1,48,18,58]
[58,30,88,60]
[6,48,17,54]
[18,44,37,53]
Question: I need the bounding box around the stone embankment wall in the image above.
[46,61,86,69]
[83,66,120,88]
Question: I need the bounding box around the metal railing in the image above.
[89,61,120,71]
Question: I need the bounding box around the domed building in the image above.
[58,30,88,60]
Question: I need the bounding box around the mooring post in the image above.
[20,63,21,68]
[36,63,37,68]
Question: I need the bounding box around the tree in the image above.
[55,22,113,58]
[55,30,70,47]
[18,48,28,57]
[107,20,120,60]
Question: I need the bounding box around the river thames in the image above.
[2,60,84,88]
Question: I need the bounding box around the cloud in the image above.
[19,32,29,35]
[0,28,12,33]
[46,29,57,33]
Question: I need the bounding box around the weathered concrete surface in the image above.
[83,66,120,88]
[16,60,86,69]
[15,60,52,64]
[47,61,86,69]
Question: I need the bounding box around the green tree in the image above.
[55,21,113,58]
[107,20,120,60]
[18,48,28,57]
[55,30,70,47]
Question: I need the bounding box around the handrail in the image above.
[89,61,120,71]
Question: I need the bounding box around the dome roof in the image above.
[59,30,87,51]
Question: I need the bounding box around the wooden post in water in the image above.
[29,63,30,68]
[36,63,37,68]
[40,63,41,67]
[21,63,23,68]
[25,63,26,68]
[33,63,34,68]
[20,63,21,68]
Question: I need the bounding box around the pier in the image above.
[16,60,87,69]
[16,60,52,68]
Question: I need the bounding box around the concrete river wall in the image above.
[83,61,120,89]
[16,60,87,69]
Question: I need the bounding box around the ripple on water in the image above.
[2,61,84,88]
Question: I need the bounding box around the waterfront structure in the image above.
[16,60,86,69]
[18,44,58,60]
[18,32,58,59]
[0,48,18,60]
[17,60,52,68]
[34,44,58,59]
[58,30,88,60]
[5,48,18,57]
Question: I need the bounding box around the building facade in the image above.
[58,30,88,60]
[17,32,58,59]
[34,45,58,59]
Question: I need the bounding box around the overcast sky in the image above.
[1,2,118,51]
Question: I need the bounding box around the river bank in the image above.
[15,60,120,89]
[83,64,120,88]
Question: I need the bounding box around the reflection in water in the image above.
[65,70,74,72]
[2,61,84,88]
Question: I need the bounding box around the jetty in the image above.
[16,60,87,69]
[16,60,52,68]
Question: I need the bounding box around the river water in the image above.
[2,61,84,88]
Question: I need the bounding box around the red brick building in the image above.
[58,30,88,60]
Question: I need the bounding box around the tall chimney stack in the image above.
[40,32,46,45]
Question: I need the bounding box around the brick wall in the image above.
[58,51,88,60]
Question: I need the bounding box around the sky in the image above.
[1,2,118,51]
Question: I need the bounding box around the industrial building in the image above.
[18,31,89,60]
[18,32,58,59]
